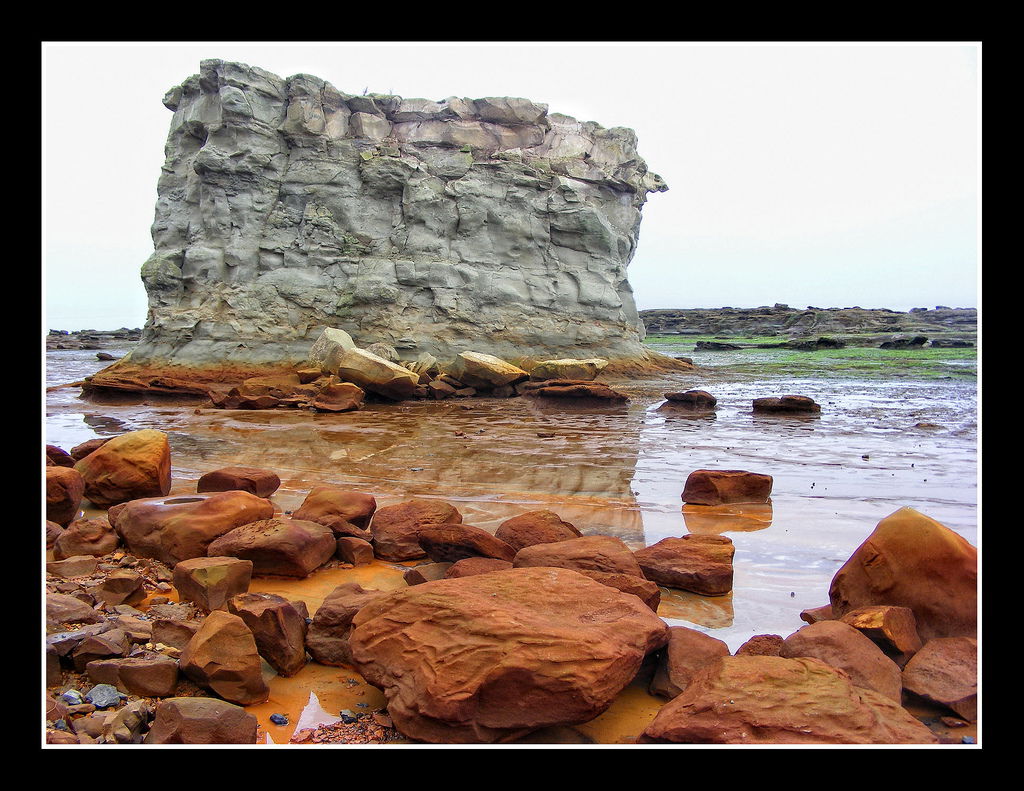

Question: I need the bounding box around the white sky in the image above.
[42,41,979,330]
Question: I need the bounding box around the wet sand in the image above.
[45,346,978,744]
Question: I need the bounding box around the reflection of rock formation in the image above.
[119,59,670,376]
[682,503,773,534]
[163,399,646,545]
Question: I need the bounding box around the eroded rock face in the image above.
[95,59,669,386]
[349,567,668,743]
[829,508,977,642]
[641,656,938,745]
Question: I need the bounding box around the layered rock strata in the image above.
[96,59,674,392]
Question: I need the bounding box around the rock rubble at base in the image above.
[43,428,978,746]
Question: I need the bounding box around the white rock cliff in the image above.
[128,59,669,373]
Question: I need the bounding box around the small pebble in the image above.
[269,713,289,726]
[961,736,976,744]
[53,719,69,731]
[339,709,357,724]
[356,702,368,708]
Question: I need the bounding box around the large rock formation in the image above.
[98,59,672,389]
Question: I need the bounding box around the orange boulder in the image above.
[74,429,172,508]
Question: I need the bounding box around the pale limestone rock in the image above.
[530,358,608,381]
[121,59,668,373]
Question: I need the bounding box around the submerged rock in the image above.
[633,535,735,596]
[197,466,281,498]
[681,469,773,505]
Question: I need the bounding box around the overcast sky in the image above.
[42,41,979,330]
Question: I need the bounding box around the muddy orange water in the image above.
[45,346,979,745]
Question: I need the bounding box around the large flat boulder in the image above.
[292,486,377,531]
[332,347,419,400]
[111,491,275,567]
[144,697,258,744]
[74,429,172,508]
[829,507,977,641]
[641,656,938,744]
[207,518,336,578]
[529,358,608,381]
[448,352,528,389]
[418,524,517,563]
[349,567,668,743]
[197,466,281,498]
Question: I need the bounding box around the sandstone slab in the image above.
[633,535,735,596]
[292,486,377,531]
[839,605,923,667]
[197,466,281,498]
[681,469,773,505]
[144,697,258,744]
[52,518,119,559]
[529,358,608,381]
[207,517,336,577]
[349,567,668,743]
[111,491,275,567]
[641,656,938,744]
[418,524,517,563]
[513,535,644,578]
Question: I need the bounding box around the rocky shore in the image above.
[641,305,977,347]
[45,413,978,745]
[47,328,142,352]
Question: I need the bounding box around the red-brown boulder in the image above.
[53,517,119,559]
[293,486,377,531]
[370,499,463,561]
[633,535,735,596]
[780,620,903,702]
[839,605,923,667]
[335,536,375,565]
[69,437,112,461]
[91,569,147,606]
[46,445,76,467]
[494,510,581,551]
[800,604,834,624]
[752,395,821,414]
[512,535,645,578]
[85,656,179,698]
[197,466,281,498]
[46,466,85,527]
[735,634,784,657]
[144,697,258,744]
[173,556,253,611]
[641,656,938,744]
[901,637,977,721]
[575,570,661,611]
[829,507,977,641]
[681,469,773,505]
[111,491,275,567]
[404,562,453,585]
[179,610,269,705]
[649,626,731,699]
[310,382,365,412]
[305,583,388,667]
[418,524,517,563]
[349,567,668,743]
[74,429,172,508]
[520,379,629,402]
[206,518,336,578]
[46,520,65,550]
[444,557,514,578]
[228,592,309,677]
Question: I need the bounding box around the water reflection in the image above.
[682,502,774,534]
